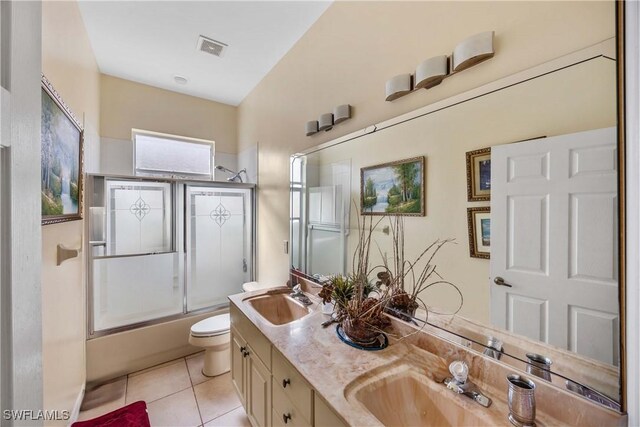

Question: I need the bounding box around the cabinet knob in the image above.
[239,346,246,353]
[243,350,250,358]
[282,378,291,388]
[282,413,292,424]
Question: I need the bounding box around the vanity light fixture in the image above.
[318,113,334,131]
[305,105,352,137]
[385,31,495,101]
[333,104,351,124]
[305,120,319,136]
[452,31,495,72]
[385,74,413,101]
[415,55,449,89]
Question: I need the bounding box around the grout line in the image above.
[200,404,242,426]
[129,358,193,405]
[191,384,204,426]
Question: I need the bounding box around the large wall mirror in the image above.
[290,36,624,411]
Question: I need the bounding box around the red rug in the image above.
[71,401,150,427]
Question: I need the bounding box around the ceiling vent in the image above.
[197,35,228,58]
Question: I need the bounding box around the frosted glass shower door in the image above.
[186,186,252,311]
[92,179,183,332]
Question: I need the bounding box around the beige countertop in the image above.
[229,287,626,427]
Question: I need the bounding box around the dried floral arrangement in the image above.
[319,213,391,343]
[319,208,463,344]
[377,216,462,322]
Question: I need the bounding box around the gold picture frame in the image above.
[467,207,490,259]
[41,74,85,225]
[360,156,425,216]
[466,147,491,202]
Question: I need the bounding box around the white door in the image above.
[491,127,619,366]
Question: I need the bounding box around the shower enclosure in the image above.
[86,174,255,337]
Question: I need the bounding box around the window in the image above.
[133,129,214,179]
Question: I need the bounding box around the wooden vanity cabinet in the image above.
[272,349,313,427]
[231,327,247,406]
[230,305,273,427]
[230,304,346,427]
[314,394,347,427]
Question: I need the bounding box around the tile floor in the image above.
[77,352,250,427]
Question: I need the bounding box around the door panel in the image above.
[507,294,548,342]
[507,194,548,274]
[569,305,619,365]
[247,350,271,427]
[491,127,619,365]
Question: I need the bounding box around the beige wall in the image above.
[41,0,101,421]
[100,74,237,152]
[237,1,615,285]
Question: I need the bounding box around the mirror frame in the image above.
[290,2,627,412]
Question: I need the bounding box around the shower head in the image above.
[215,165,235,173]
[215,165,247,183]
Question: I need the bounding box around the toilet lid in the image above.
[191,313,230,337]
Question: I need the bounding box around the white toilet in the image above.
[188,282,275,377]
[189,313,231,377]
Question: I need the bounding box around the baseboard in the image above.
[68,384,86,426]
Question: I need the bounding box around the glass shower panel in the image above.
[106,180,172,256]
[186,186,252,311]
[93,252,183,331]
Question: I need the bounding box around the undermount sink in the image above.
[347,364,490,427]
[244,291,312,325]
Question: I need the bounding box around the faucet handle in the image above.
[449,361,469,384]
[292,284,302,294]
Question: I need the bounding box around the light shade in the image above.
[415,55,449,90]
[333,104,351,124]
[452,31,495,72]
[318,113,334,131]
[305,120,319,136]
[385,74,413,101]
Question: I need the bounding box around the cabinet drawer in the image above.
[230,304,271,368]
[272,385,311,427]
[272,349,313,423]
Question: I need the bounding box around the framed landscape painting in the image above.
[466,147,491,201]
[467,207,490,259]
[360,156,425,216]
[41,75,84,225]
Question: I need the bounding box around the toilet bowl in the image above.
[188,282,278,377]
[189,313,231,377]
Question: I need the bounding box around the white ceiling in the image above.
[78,1,332,106]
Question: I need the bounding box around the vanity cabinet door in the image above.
[247,345,272,427]
[231,328,247,406]
[314,394,347,427]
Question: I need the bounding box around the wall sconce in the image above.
[333,104,351,124]
[415,55,448,89]
[385,74,413,101]
[318,113,334,131]
[305,120,319,136]
[385,30,495,102]
[305,104,352,136]
[452,31,495,72]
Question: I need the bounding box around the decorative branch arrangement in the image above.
[319,205,463,346]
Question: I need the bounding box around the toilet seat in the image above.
[190,313,230,338]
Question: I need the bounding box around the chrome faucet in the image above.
[443,361,492,408]
[290,284,312,306]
